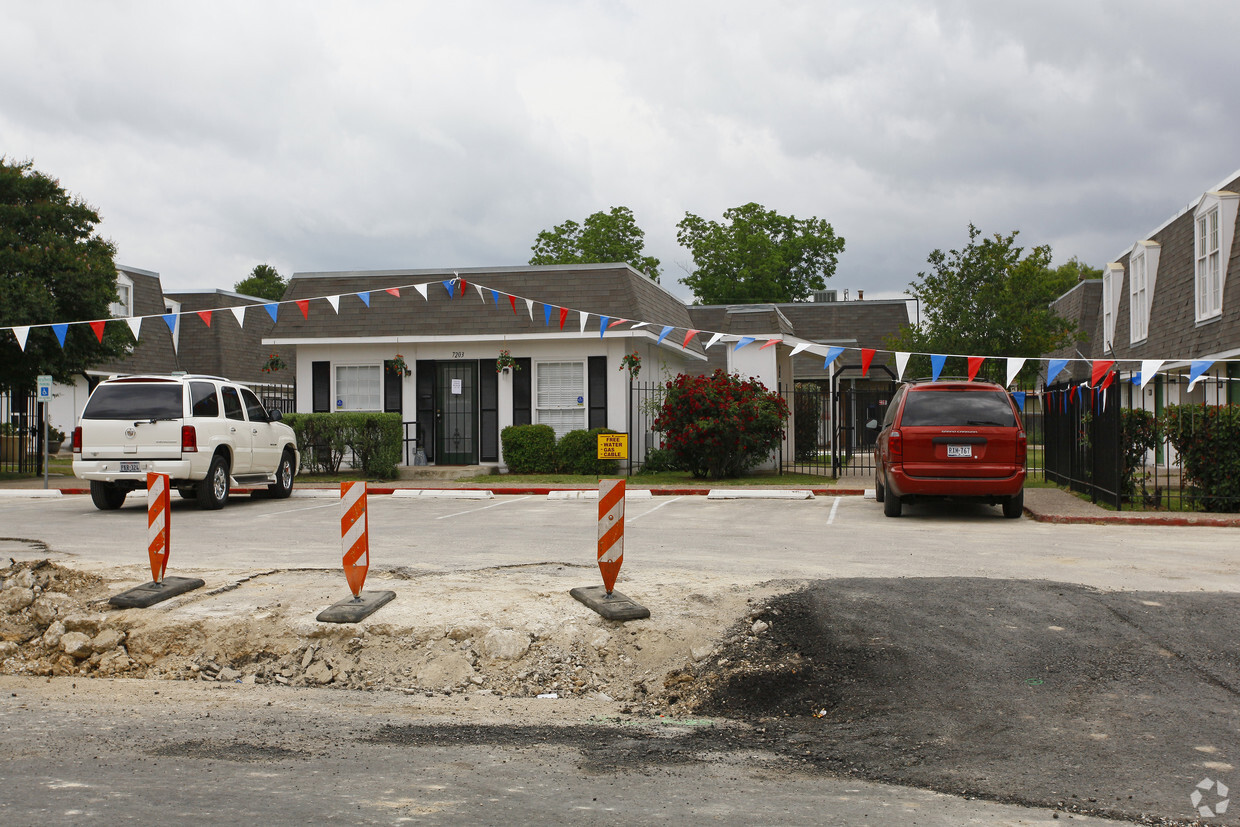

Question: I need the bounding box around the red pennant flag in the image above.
[559,307,568,330]
[759,338,781,349]
[861,348,875,376]
[1091,359,1114,387]
[385,288,400,297]
[459,278,467,296]
[509,295,518,314]
[967,356,984,381]
[296,300,310,319]
[1069,385,1077,403]
[197,310,212,327]
[1101,371,1115,391]
[90,320,106,342]
[608,318,627,328]
[682,329,701,348]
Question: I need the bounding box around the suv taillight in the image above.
[888,429,902,462]
[1016,430,1027,464]
[181,425,198,453]
[72,426,82,453]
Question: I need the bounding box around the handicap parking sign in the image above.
[37,375,53,398]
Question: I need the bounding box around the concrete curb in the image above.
[706,489,815,500]
[546,490,654,500]
[0,489,64,498]
[392,489,494,499]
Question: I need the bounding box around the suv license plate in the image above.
[946,445,972,458]
[120,461,141,473]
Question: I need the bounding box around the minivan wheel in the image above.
[198,454,230,510]
[267,450,295,499]
[90,481,127,510]
[875,470,886,503]
[1002,489,1024,519]
[883,491,902,517]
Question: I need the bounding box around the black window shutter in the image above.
[415,360,436,463]
[512,358,532,425]
[479,362,499,462]
[588,356,607,429]
[383,361,403,413]
[312,361,330,413]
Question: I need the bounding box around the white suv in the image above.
[72,374,299,510]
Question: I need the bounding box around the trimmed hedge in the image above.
[283,412,402,479]
[500,424,557,473]
[556,427,620,475]
[1162,404,1240,512]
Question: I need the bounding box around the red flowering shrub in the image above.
[652,370,789,479]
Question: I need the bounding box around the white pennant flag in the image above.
[705,332,724,349]
[630,321,649,330]
[126,317,143,340]
[895,352,910,381]
[525,298,534,320]
[13,326,29,351]
[580,311,589,333]
[414,283,429,300]
[1139,360,1163,391]
[789,342,812,357]
[229,306,246,328]
[326,295,340,314]
[1006,357,1026,388]
[474,283,486,302]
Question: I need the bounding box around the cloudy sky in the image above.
[4,1,1239,304]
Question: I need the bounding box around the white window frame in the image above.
[1194,191,1239,323]
[334,364,383,411]
[1129,249,1147,343]
[1101,263,1123,352]
[111,272,134,318]
[535,360,586,438]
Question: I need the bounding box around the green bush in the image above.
[501,424,557,473]
[653,369,790,479]
[283,412,402,479]
[1162,404,1240,512]
[793,383,824,462]
[640,447,680,473]
[555,428,620,475]
[1120,407,1158,501]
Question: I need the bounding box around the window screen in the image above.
[335,365,382,411]
[536,361,585,438]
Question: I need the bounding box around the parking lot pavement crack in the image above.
[202,570,282,597]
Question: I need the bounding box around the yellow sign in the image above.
[597,433,628,460]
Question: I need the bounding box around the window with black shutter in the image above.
[312,361,330,413]
[588,356,607,429]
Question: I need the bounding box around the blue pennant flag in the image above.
[930,354,946,381]
[1130,372,1141,385]
[543,304,553,325]
[1047,358,1068,383]
[822,346,844,369]
[1189,359,1213,385]
[264,304,278,322]
[52,323,68,347]
[734,336,755,351]
[1013,391,1026,412]
[657,325,674,345]
[599,316,610,337]
[162,313,178,331]
[357,292,370,307]
[442,280,455,297]
[490,290,500,304]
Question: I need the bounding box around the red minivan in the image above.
[872,379,1026,518]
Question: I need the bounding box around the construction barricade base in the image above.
[108,576,205,609]
[569,585,650,621]
[316,589,396,624]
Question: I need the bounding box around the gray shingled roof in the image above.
[91,267,180,376]
[166,289,291,383]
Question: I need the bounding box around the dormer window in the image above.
[1194,191,1238,323]
[111,272,134,317]
[1102,263,1123,352]
[1129,241,1159,344]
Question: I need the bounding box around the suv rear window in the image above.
[83,384,184,420]
[900,390,1016,428]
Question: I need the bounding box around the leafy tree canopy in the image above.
[0,158,127,393]
[529,206,660,281]
[235,263,287,301]
[887,224,1082,385]
[676,203,844,305]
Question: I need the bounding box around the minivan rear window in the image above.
[82,384,184,420]
[900,390,1016,428]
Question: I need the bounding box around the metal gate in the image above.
[831,365,897,477]
[1,390,47,475]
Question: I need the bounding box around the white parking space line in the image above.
[626,495,681,524]
[254,501,340,519]
[827,496,842,525]
[435,495,533,520]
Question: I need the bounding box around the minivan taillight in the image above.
[1016,430,1027,465]
[888,429,903,462]
[181,425,198,453]
[72,426,82,453]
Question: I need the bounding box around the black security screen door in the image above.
[436,361,477,464]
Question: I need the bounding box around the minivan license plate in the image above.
[947,445,972,458]
[120,461,141,473]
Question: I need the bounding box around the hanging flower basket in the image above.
[261,353,286,374]
[388,354,411,377]
[496,349,520,374]
[620,350,641,381]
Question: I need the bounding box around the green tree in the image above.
[676,202,845,304]
[235,263,287,300]
[887,225,1081,384]
[529,206,660,281]
[0,158,128,393]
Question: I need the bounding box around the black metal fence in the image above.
[251,381,296,415]
[1043,382,1122,509]
[1,390,48,475]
